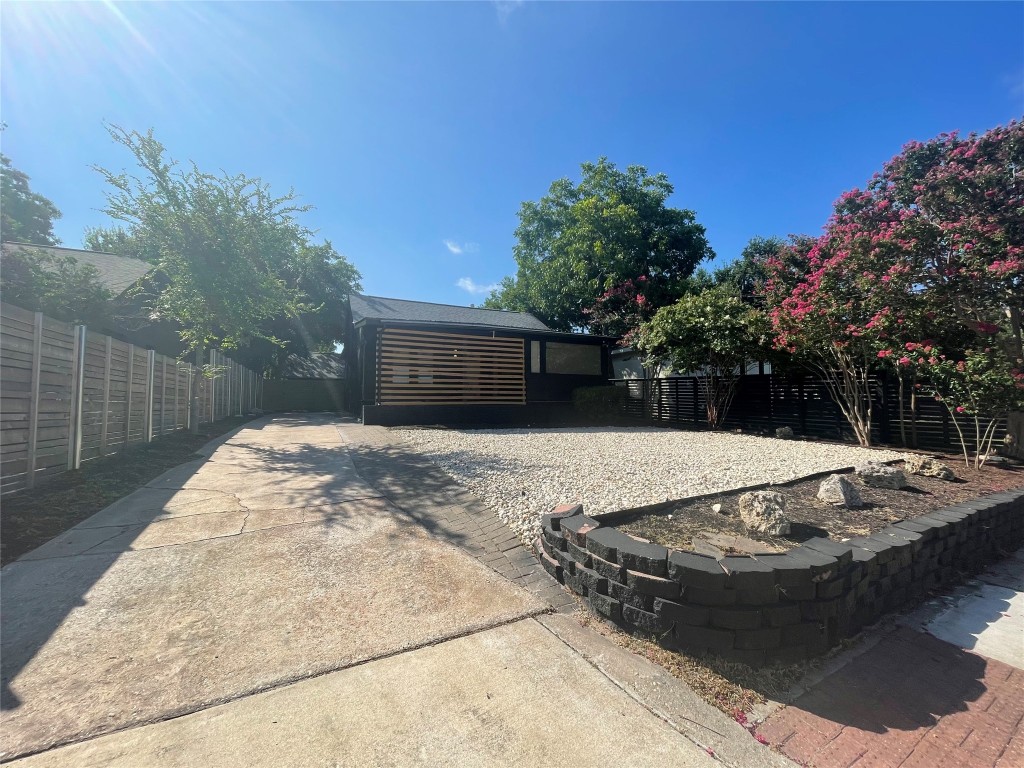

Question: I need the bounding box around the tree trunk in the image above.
[189,347,204,434]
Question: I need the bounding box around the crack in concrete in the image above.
[534,617,736,766]
[0,614,550,764]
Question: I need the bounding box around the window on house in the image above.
[545,342,602,375]
[530,341,541,373]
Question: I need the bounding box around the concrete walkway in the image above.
[1,415,780,767]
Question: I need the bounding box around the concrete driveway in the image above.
[1,415,763,767]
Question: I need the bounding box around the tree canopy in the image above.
[634,288,769,427]
[0,245,113,327]
[484,158,713,331]
[763,120,1024,455]
[90,126,361,371]
[1,154,62,246]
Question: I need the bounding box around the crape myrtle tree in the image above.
[764,120,1024,452]
[634,288,770,428]
[484,158,714,331]
[93,126,361,431]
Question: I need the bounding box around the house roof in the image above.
[280,353,346,380]
[1,242,154,295]
[349,293,552,332]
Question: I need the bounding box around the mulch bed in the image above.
[617,456,1024,555]
[0,416,256,566]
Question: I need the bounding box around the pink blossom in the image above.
[877,350,892,359]
[898,356,911,366]
[956,406,966,413]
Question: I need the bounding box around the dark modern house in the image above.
[344,294,615,425]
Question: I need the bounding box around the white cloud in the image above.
[494,0,524,24]
[444,239,479,255]
[456,277,498,295]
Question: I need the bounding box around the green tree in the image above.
[93,126,360,430]
[1,154,62,245]
[634,288,769,427]
[0,244,113,326]
[484,158,713,331]
[713,236,784,302]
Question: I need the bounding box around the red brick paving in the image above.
[755,626,1024,768]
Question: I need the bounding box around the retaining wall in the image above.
[534,489,1024,667]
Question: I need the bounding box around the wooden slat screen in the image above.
[378,328,525,405]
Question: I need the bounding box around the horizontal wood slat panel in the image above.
[379,328,525,405]
[381,327,527,346]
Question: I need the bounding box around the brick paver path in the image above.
[756,625,1024,768]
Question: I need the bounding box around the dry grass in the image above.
[1,416,255,565]
[573,602,814,715]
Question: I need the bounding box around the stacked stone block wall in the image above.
[535,491,1024,667]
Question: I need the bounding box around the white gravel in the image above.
[392,427,905,543]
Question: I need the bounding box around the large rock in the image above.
[817,474,863,508]
[855,462,908,489]
[904,455,956,481]
[775,426,795,439]
[738,490,792,536]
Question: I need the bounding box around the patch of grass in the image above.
[1,416,256,566]
[574,604,811,715]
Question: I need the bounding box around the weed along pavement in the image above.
[1,415,752,767]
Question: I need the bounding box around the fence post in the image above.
[209,350,216,423]
[100,336,111,455]
[68,324,87,470]
[124,345,135,446]
[25,312,44,488]
[185,364,192,430]
[143,350,156,442]
[798,376,807,435]
[160,357,167,436]
[173,362,180,430]
[692,377,700,425]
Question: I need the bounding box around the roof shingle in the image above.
[349,293,551,332]
[1,243,154,295]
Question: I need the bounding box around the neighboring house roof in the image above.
[1,242,154,295]
[349,293,552,332]
[280,353,346,380]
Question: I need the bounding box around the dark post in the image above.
[878,372,891,445]
[692,376,700,425]
[798,376,807,435]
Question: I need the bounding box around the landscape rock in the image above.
[855,462,908,490]
[817,474,863,508]
[904,456,956,481]
[712,503,724,515]
[738,490,792,536]
[775,427,795,439]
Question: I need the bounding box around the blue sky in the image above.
[2,1,1022,306]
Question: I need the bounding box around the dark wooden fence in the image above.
[612,374,1007,453]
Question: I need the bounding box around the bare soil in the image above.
[617,456,1024,556]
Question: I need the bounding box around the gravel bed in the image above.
[391,427,904,543]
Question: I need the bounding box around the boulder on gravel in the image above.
[817,474,863,508]
[738,490,792,536]
[775,426,795,439]
[904,455,956,481]
[855,462,908,489]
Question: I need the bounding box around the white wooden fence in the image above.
[0,302,262,496]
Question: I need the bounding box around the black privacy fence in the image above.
[612,374,1007,454]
